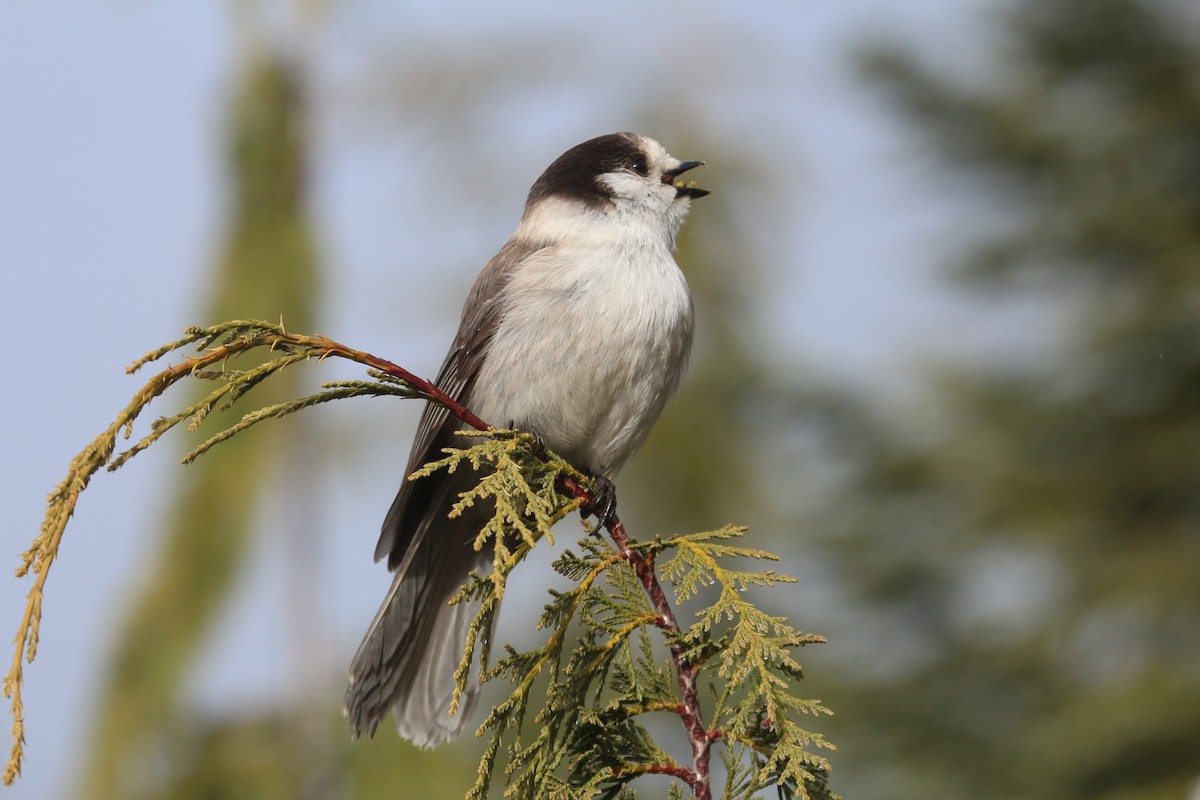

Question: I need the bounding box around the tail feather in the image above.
[345,516,491,744]
[392,595,485,746]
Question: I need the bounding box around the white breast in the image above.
[471,233,694,476]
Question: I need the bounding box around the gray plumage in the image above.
[344,132,707,745]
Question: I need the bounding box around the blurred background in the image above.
[4,1,1199,798]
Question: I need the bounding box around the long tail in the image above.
[344,532,491,746]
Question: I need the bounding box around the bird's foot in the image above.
[581,475,618,529]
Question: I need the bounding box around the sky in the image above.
[0,3,1000,797]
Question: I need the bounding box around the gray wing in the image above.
[373,237,546,570]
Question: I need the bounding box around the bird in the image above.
[344,132,709,746]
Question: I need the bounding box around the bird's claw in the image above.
[505,419,545,457]
[582,475,618,529]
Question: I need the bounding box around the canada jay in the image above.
[344,132,709,745]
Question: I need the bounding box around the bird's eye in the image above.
[631,157,649,175]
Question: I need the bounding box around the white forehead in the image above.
[631,135,675,168]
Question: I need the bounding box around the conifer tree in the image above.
[812,2,1200,797]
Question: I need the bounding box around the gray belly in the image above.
[472,280,692,476]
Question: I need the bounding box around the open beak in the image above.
[662,160,710,199]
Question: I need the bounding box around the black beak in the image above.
[662,160,710,198]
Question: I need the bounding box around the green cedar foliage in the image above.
[11,321,837,799]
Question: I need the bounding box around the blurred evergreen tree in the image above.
[76,52,324,800]
[811,1,1200,798]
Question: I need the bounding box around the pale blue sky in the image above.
[0,3,1010,797]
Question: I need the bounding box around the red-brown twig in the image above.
[266,333,490,432]
[559,475,715,800]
